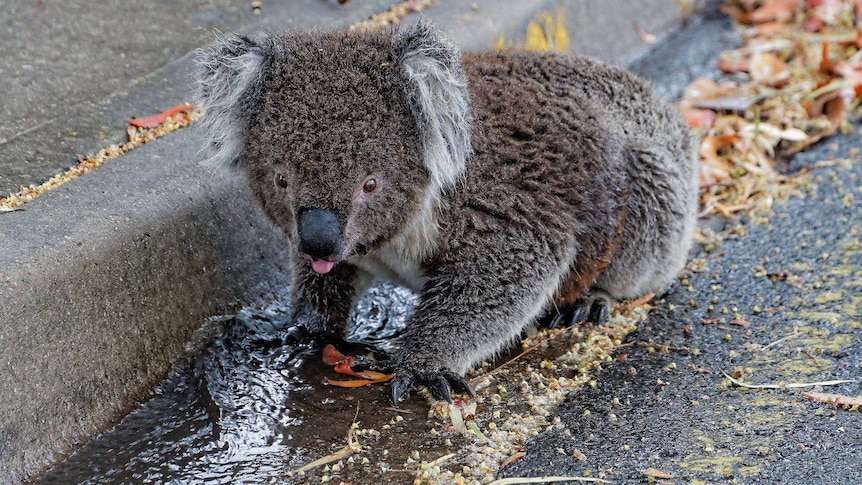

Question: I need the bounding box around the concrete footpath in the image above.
[0,1,692,483]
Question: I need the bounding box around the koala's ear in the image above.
[392,22,472,191]
[194,33,267,169]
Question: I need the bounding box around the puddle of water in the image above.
[35,283,415,484]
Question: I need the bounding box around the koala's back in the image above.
[443,50,697,300]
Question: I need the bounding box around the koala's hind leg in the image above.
[539,228,621,328]
[541,289,613,328]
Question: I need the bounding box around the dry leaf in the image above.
[642,467,674,479]
[500,452,526,469]
[749,52,791,85]
[128,104,194,128]
[692,93,769,112]
[634,21,657,44]
[743,0,802,24]
[325,374,394,388]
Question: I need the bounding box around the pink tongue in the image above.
[311,259,335,274]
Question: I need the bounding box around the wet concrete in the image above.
[33,283,415,484]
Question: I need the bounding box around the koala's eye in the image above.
[275,173,288,188]
[362,177,378,193]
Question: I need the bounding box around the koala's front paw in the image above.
[390,362,474,406]
[350,350,395,373]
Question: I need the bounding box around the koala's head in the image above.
[194,23,471,274]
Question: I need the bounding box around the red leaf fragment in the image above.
[128,104,194,128]
[322,344,350,365]
[334,361,363,377]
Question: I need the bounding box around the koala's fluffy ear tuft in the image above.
[393,22,472,191]
[194,32,267,169]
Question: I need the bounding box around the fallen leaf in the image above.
[643,467,674,479]
[754,20,793,36]
[717,51,750,73]
[802,391,862,406]
[692,93,769,112]
[500,452,526,469]
[749,52,791,86]
[743,0,801,24]
[682,107,717,128]
[325,374,394,387]
[323,344,350,365]
[634,21,657,44]
[742,123,808,141]
[128,104,194,128]
[334,361,363,377]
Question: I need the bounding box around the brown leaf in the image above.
[500,452,526,469]
[749,52,791,86]
[742,0,801,24]
[717,52,750,73]
[128,104,194,128]
[754,20,793,36]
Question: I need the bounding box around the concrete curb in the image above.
[0,1,692,482]
[0,127,292,483]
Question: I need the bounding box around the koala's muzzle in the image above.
[297,208,342,274]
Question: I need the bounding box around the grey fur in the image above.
[194,22,698,404]
[392,23,472,192]
[194,32,266,169]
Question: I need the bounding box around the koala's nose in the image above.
[297,208,342,260]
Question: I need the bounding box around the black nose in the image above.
[297,208,342,259]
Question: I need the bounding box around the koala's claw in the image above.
[350,352,394,373]
[390,374,414,406]
[543,292,613,329]
[390,369,474,406]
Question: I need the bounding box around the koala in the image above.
[194,23,697,405]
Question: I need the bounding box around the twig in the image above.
[471,328,572,384]
[803,349,822,369]
[425,452,457,468]
[287,404,362,476]
[618,341,697,353]
[719,369,856,389]
[384,406,413,414]
[760,331,801,350]
[629,292,656,308]
[500,452,526,469]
